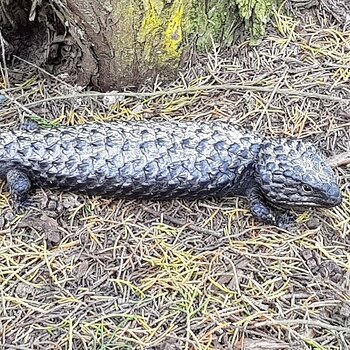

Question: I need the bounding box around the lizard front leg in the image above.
[247,187,296,228]
[6,169,32,210]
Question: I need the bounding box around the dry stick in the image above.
[0,30,9,88]
[0,345,30,350]
[141,205,222,237]
[3,92,39,120]
[252,319,350,333]
[327,151,350,167]
[12,55,74,88]
[0,83,349,110]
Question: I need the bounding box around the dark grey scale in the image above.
[288,149,297,157]
[283,169,293,177]
[195,139,209,154]
[166,162,188,185]
[239,137,252,147]
[238,148,250,159]
[130,158,145,176]
[273,174,287,184]
[157,137,168,148]
[91,155,107,175]
[143,161,160,182]
[273,145,284,153]
[139,141,156,161]
[61,141,76,158]
[153,156,171,179]
[44,133,57,148]
[181,138,195,149]
[121,140,130,152]
[302,174,313,183]
[17,144,33,160]
[31,141,47,159]
[293,165,304,174]
[266,162,277,172]
[260,171,272,184]
[193,159,210,180]
[276,154,288,162]
[77,159,92,177]
[228,143,240,154]
[53,160,71,179]
[296,142,304,152]
[213,140,227,154]
[118,162,133,182]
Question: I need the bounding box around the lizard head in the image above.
[256,138,342,210]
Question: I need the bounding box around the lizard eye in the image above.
[302,184,312,193]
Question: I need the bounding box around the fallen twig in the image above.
[328,151,350,167]
[252,319,350,333]
[0,83,349,112]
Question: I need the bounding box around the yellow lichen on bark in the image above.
[164,0,184,59]
[138,0,164,59]
[139,0,185,65]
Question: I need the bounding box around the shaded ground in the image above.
[0,2,350,350]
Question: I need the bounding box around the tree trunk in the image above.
[0,0,280,91]
[49,0,240,90]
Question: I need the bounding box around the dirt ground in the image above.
[0,2,350,350]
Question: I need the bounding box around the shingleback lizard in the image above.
[0,120,342,227]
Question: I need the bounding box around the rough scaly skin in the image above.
[0,120,342,227]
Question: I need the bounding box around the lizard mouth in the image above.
[267,196,342,211]
[327,196,342,207]
[288,199,341,209]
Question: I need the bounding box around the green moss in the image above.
[235,0,281,45]
[183,0,237,51]
[182,0,282,49]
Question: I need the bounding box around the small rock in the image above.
[77,260,89,278]
[15,283,33,297]
[4,211,15,222]
[0,95,7,104]
[319,261,343,283]
[102,92,125,107]
[306,217,320,229]
[47,200,57,211]
[339,303,350,318]
[301,249,313,260]
[0,216,5,229]
[45,229,61,244]
[62,196,80,209]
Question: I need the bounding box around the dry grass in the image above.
[0,2,350,350]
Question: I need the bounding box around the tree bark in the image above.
[50,0,239,90]
[0,0,280,91]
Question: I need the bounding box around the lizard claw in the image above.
[13,197,33,213]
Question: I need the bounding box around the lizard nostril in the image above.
[326,183,342,205]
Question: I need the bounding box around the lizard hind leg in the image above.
[6,169,32,210]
